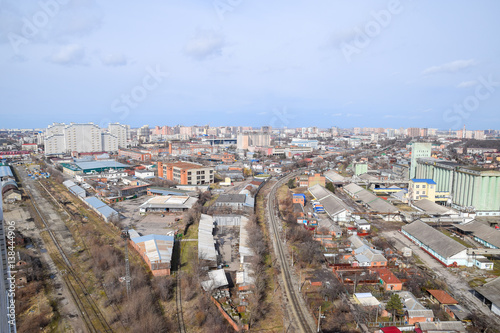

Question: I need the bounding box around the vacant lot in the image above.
[112,197,178,235]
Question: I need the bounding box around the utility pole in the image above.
[317,306,321,332]
[123,228,131,298]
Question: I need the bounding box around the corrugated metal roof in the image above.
[96,205,118,219]
[0,166,13,178]
[75,160,128,170]
[85,196,107,209]
[198,214,217,261]
[131,234,174,264]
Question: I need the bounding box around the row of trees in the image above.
[245,214,270,327]
[279,193,324,268]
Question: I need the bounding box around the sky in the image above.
[1,0,499,130]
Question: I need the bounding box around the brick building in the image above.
[157,161,214,185]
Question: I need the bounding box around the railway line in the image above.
[21,170,113,333]
[267,173,315,333]
[175,265,187,333]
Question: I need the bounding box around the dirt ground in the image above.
[112,197,179,236]
[214,226,241,271]
[7,166,85,332]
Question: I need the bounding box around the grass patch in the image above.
[469,277,487,288]
[439,229,472,248]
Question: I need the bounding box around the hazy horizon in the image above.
[1,1,499,130]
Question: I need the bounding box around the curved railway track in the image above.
[268,173,315,333]
[25,180,113,333]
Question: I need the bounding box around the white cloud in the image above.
[100,53,128,67]
[457,80,477,88]
[346,113,361,117]
[422,59,475,75]
[184,29,226,61]
[421,108,432,113]
[48,44,87,66]
[331,113,342,117]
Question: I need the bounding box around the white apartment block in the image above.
[44,122,129,155]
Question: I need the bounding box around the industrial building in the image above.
[139,195,198,213]
[474,277,500,316]
[214,194,248,210]
[308,184,351,223]
[118,148,152,161]
[416,157,500,213]
[453,219,500,249]
[354,163,368,176]
[401,220,472,267]
[198,214,217,262]
[84,196,119,223]
[63,180,86,198]
[411,199,458,217]
[130,233,174,276]
[157,161,214,185]
[343,183,399,220]
[61,160,129,176]
[410,142,432,179]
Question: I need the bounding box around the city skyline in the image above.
[1,1,500,129]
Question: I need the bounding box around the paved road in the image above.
[383,230,500,326]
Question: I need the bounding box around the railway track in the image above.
[175,265,187,333]
[267,173,315,333]
[24,179,113,333]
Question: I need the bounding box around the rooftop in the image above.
[402,220,467,258]
[163,161,204,170]
[216,194,246,203]
[74,160,128,171]
[131,234,174,264]
[411,178,437,184]
[475,276,500,307]
[412,199,457,215]
[427,289,458,304]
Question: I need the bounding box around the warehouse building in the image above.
[198,214,217,263]
[411,199,459,217]
[402,220,472,267]
[63,180,86,198]
[61,160,128,175]
[84,196,119,223]
[474,277,500,316]
[139,195,198,213]
[344,183,399,220]
[118,148,152,161]
[308,184,351,223]
[130,233,174,276]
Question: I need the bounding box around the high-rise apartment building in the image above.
[44,122,128,155]
[407,128,421,138]
[237,132,271,150]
